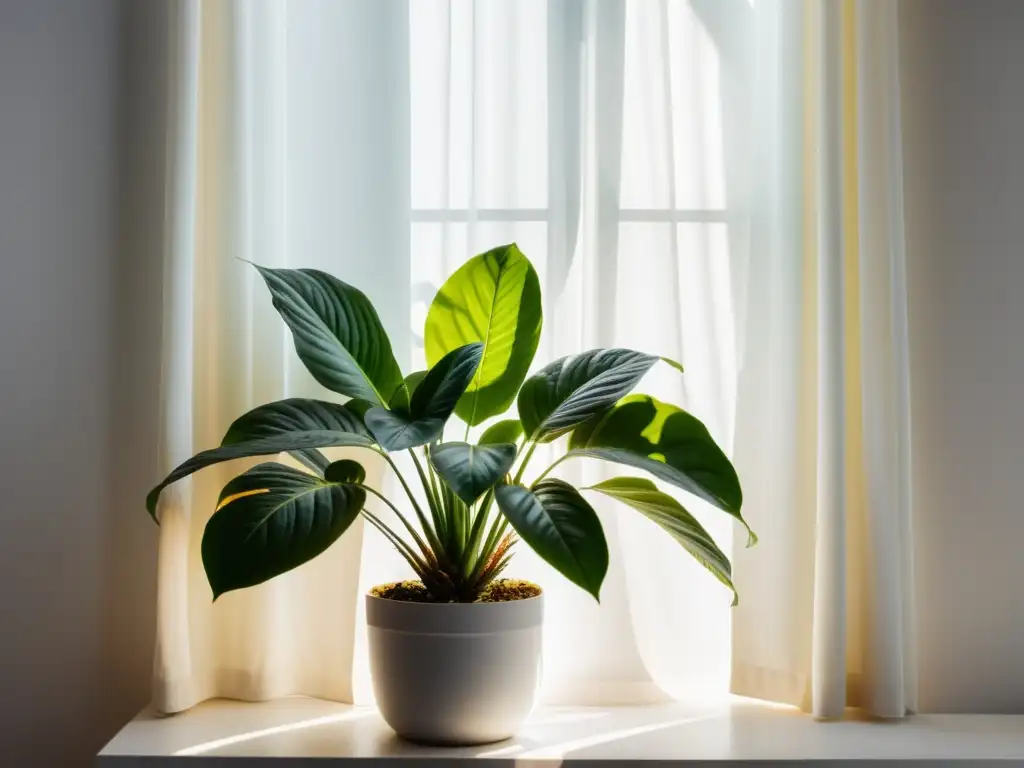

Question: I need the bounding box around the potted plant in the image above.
[146,243,753,745]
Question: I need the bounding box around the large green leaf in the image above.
[425,244,542,426]
[494,479,608,600]
[254,265,403,406]
[586,477,737,605]
[202,461,366,599]
[364,343,483,451]
[518,348,659,442]
[479,418,524,446]
[430,442,517,505]
[567,394,754,544]
[388,371,427,416]
[221,398,372,475]
[146,430,375,520]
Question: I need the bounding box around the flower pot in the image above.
[366,590,544,745]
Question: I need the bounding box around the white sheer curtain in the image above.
[731,0,916,719]
[152,0,914,721]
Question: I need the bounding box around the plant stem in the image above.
[461,489,494,573]
[531,453,568,486]
[512,441,539,485]
[375,448,444,553]
[409,450,447,545]
[360,510,428,575]
[467,512,510,586]
[355,483,435,561]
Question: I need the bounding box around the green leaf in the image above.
[221,398,372,475]
[586,477,737,605]
[494,479,608,600]
[324,459,366,484]
[479,418,524,446]
[365,343,483,451]
[388,371,427,416]
[568,394,754,545]
[146,430,375,520]
[660,356,685,373]
[518,348,659,442]
[425,243,543,426]
[202,462,366,599]
[254,265,403,406]
[429,442,517,505]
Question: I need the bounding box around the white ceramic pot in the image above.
[366,591,544,745]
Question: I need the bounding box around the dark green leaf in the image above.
[479,418,524,446]
[586,477,737,605]
[518,348,659,442]
[365,343,483,450]
[254,265,403,405]
[221,398,372,475]
[146,430,375,520]
[202,462,366,599]
[425,244,543,426]
[429,442,517,505]
[494,479,608,600]
[388,371,427,415]
[568,394,754,544]
[324,459,366,484]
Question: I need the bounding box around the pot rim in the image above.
[365,581,544,606]
[366,588,544,633]
[366,591,544,605]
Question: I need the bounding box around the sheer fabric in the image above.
[152,0,914,720]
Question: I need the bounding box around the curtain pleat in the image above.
[731,0,915,719]
[152,0,915,719]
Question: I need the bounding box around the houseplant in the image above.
[146,243,753,744]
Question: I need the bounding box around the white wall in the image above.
[901,0,1024,713]
[0,1,166,763]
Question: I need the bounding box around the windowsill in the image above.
[98,695,1024,765]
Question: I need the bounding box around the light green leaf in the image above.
[365,343,483,451]
[479,418,524,446]
[518,348,659,442]
[660,356,684,373]
[568,394,754,545]
[586,477,737,605]
[221,398,372,475]
[430,442,518,505]
[202,462,366,599]
[425,243,542,426]
[494,479,608,600]
[146,430,375,520]
[254,265,403,406]
[388,370,428,416]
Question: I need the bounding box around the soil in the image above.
[369,578,542,604]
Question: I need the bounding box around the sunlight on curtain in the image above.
[406,0,740,704]
[153,0,751,714]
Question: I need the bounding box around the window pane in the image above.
[620,0,726,210]
[411,0,548,210]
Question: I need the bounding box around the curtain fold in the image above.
[731,0,916,719]
[151,0,915,720]
[152,0,411,713]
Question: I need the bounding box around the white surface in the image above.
[900,0,1024,713]
[99,696,1024,765]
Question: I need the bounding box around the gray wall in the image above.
[0,1,164,763]
[901,0,1024,713]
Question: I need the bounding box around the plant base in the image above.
[369,577,541,604]
[366,585,544,745]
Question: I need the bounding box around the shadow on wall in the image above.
[96,0,170,757]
